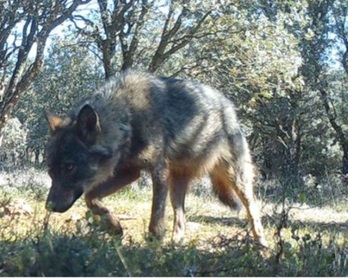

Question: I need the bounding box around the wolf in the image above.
[45,70,267,247]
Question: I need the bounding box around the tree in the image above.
[72,0,213,78]
[0,117,28,168]
[319,0,348,175]
[0,0,91,136]
[181,2,308,184]
[290,0,348,176]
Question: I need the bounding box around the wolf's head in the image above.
[44,104,114,212]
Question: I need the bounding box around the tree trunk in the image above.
[320,88,348,175]
[0,0,91,133]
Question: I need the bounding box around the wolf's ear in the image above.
[45,112,63,134]
[77,104,101,144]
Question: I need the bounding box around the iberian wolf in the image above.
[45,71,267,247]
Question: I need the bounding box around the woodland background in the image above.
[0,0,348,276]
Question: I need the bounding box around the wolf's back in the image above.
[73,71,243,166]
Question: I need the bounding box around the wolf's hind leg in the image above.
[85,166,141,235]
[211,160,267,248]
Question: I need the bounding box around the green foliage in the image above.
[0,118,28,168]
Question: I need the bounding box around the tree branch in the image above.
[320,88,347,147]
[148,7,212,72]
[0,0,92,132]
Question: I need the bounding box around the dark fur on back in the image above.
[45,70,267,247]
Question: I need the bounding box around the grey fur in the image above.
[45,70,267,247]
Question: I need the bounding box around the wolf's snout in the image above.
[45,199,70,213]
[46,183,83,213]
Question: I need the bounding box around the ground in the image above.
[0,168,347,276]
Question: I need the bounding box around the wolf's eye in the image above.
[63,162,75,172]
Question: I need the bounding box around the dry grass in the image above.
[0,168,347,276]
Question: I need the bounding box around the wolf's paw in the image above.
[148,223,166,241]
[100,213,124,236]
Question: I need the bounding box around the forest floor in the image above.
[0,168,347,276]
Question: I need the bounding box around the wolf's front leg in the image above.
[85,166,141,235]
[149,163,170,239]
[169,173,190,242]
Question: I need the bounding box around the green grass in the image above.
[0,169,347,276]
